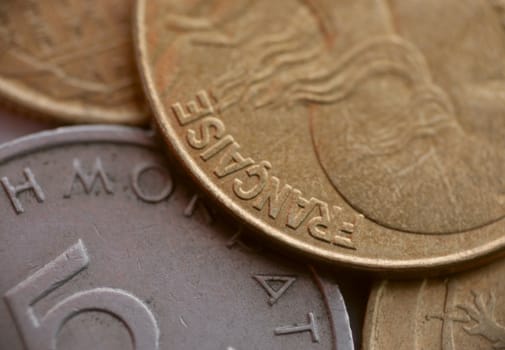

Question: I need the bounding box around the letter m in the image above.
[64,158,113,198]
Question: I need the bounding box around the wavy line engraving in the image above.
[163,0,505,234]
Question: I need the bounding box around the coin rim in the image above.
[0,124,355,349]
[0,76,149,125]
[133,0,505,274]
[0,125,155,164]
[0,5,148,126]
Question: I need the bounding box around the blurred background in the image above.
[0,108,49,143]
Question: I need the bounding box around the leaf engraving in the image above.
[457,291,505,349]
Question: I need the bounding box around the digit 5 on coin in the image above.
[0,126,353,350]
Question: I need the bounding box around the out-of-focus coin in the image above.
[0,1,147,124]
[0,125,354,350]
[362,258,505,350]
[135,0,505,274]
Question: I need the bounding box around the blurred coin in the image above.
[0,1,147,124]
[135,0,505,274]
[363,257,505,350]
[0,125,353,350]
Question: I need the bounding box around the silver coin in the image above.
[0,126,354,350]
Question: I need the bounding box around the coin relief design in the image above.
[0,126,354,350]
[363,257,505,350]
[136,0,505,272]
[0,0,147,124]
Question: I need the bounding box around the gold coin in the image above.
[363,258,505,350]
[0,0,147,124]
[135,0,505,273]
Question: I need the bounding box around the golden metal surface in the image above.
[0,0,147,124]
[135,0,505,273]
[363,258,505,350]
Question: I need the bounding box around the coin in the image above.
[0,1,147,124]
[135,0,505,274]
[362,257,505,350]
[0,125,354,349]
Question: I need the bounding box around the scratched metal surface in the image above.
[136,0,505,275]
[0,122,367,349]
[363,260,505,350]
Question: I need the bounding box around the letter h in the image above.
[1,168,45,214]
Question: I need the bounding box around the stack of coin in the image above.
[0,1,503,349]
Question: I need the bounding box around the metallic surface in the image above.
[0,125,354,349]
[363,258,505,350]
[135,0,505,274]
[0,1,147,125]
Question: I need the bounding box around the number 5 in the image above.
[4,240,159,350]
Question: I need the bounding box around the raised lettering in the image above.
[64,158,113,198]
[226,228,261,253]
[334,206,364,237]
[308,204,356,250]
[174,89,362,250]
[4,240,159,350]
[251,174,291,218]
[200,135,234,161]
[172,90,215,126]
[1,168,45,214]
[334,206,362,246]
[233,161,272,200]
[274,312,320,343]
[131,163,174,203]
[184,194,214,223]
[286,191,320,230]
[187,117,225,149]
[214,143,254,178]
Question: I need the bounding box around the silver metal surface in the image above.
[0,125,354,350]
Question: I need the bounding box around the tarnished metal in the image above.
[363,257,505,350]
[0,125,354,350]
[0,1,147,124]
[135,0,505,274]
